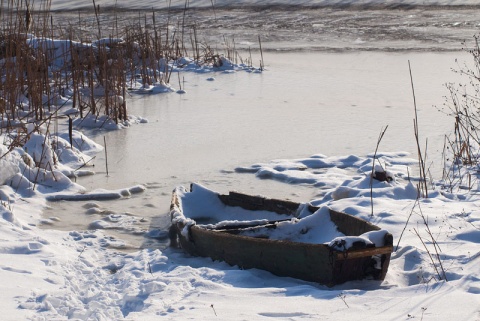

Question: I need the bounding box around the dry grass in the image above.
[0,1,252,138]
[440,35,480,192]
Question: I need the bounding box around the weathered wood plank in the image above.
[336,246,394,260]
[170,185,394,286]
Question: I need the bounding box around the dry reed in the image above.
[1,0,262,150]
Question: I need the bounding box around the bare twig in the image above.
[409,60,428,198]
[417,205,448,281]
[338,293,349,308]
[370,125,388,216]
[77,245,86,259]
[396,198,418,251]
[258,35,264,70]
[148,261,153,276]
[210,304,217,316]
[420,307,427,321]
[103,136,109,176]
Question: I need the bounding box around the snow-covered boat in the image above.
[169,183,393,286]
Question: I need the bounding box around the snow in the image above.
[238,206,348,244]
[1,132,480,319]
[173,183,294,224]
[173,183,355,244]
[328,230,389,251]
[1,4,480,321]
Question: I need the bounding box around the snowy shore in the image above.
[1,131,479,319]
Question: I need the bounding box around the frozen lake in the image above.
[40,3,478,249]
[43,49,467,249]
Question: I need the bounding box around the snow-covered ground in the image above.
[1,129,479,319]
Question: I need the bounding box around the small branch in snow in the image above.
[338,293,349,308]
[148,261,153,277]
[396,198,418,251]
[258,35,264,71]
[103,136,109,176]
[210,304,217,316]
[370,125,388,216]
[77,246,86,259]
[73,155,96,173]
[420,307,427,321]
[409,60,428,198]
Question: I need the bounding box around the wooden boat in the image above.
[169,183,393,287]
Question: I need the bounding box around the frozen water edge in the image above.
[42,49,469,250]
[45,6,480,53]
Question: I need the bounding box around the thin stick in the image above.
[92,0,101,39]
[370,125,388,216]
[413,228,442,280]
[78,246,86,259]
[103,136,109,176]
[210,304,217,316]
[258,35,264,70]
[417,205,448,281]
[409,60,428,198]
[396,198,418,251]
[210,0,217,21]
[73,156,97,173]
[420,307,427,321]
[68,116,73,149]
[148,261,153,276]
[338,293,349,308]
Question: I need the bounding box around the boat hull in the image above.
[170,185,393,286]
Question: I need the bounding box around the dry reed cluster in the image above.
[441,36,480,192]
[0,1,254,142]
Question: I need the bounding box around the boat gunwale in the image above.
[169,184,394,285]
[185,223,394,259]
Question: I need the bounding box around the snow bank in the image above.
[1,143,480,320]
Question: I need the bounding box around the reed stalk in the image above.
[370,125,388,216]
[104,136,109,176]
[409,61,428,198]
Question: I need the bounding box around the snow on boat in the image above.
[169,183,393,287]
